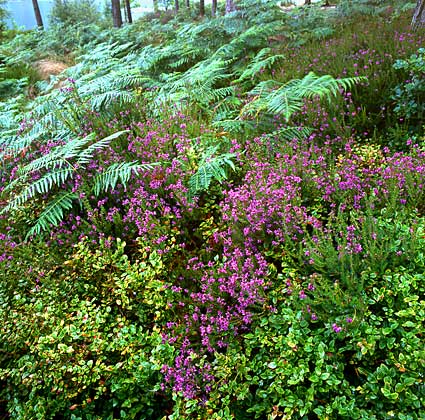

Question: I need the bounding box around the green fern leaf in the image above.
[2,167,74,213]
[189,148,236,199]
[262,126,314,143]
[238,48,285,82]
[25,191,78,239]
[76,130,129,165]
[92,161,159,196]
[242,72,365,122]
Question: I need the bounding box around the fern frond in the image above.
[242,72,365,122]
[90,90,136,111]
[189,147,236,199]
[262,126,314,142]
[213,23,279,63]
[25,191,78,239]
[75,42,136,74]
[136,44,164,72]
[2,167,74,212]
[17,152,73,177]
[16,135,94,176]
[76,130,129,165]
[311,27,335,40]
[212,95,242,119]
[212,118,255,134]
[92,161,159,196]
[238,48,285,82]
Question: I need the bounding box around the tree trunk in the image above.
[212,0,217,16]
[186,0,190,8]
[125,0,132,23]
[304,0,312,5]
[225,0,235,14]
[123,2,128,21]
[199,0,204,16]
[32,0,44,28]
[412,0,425,30]
[175,0,179,13]
[111,0,123,27]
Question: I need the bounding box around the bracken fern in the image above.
[241,72,365,123]
[1,130,158,238]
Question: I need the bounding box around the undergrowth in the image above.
[1,1,424,419]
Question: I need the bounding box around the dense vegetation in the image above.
[0,1,424,418]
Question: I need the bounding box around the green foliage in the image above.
[1,3,425,419]
[186,250,425,419]
[241,72,363,124]
[44,22,107,56]
[0,59,41,100]
[296,210,424,324]
[92,161,152,195]
[188,144,236,199]
[392,48,425,123]
[1,130,158,238]
[236,47,285,83]
[27,191,79,238]
[337,0,392,17]
[49,0,102,27]
[0,54,150,165]
[0,0,8,33]
[0,238,173,419]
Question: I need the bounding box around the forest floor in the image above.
[34,59,68,79]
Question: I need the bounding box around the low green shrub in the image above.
[0,238,173,419]
[392,48,425,128]
[178,249,425,419]
[0,60,41,99]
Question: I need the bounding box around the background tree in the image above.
[0,0,9,32]
[412,0,425,30]
[49,0,101,26]
[199,0,204,16]
[124,0,132,23]
[32,0,44,28]
[225,0,235,13]
[111,0,122,27]
[212,0,217,16]
[175,0,179,13]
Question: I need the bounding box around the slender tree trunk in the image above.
[304,0,311,5]
[412,0,425,30]
[123,2,128,22]
[175,0,179,13]
[111,0,123,27]
[186,0,189,8]
[125,0,132,23]
[225,0,235,14]
[199,0,204,16]
[212,0,217,16]
[32,0,44,28]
